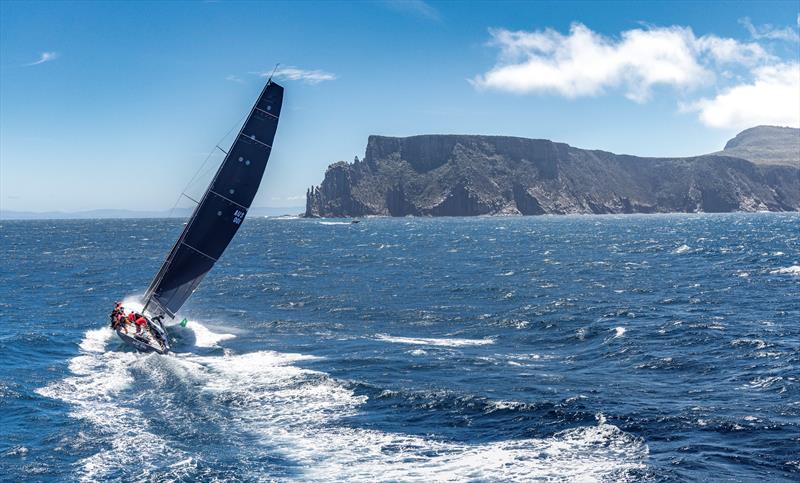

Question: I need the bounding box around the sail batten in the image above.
[143,80,283,317]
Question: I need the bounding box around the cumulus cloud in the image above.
[472,22,799,129]
[265,66,337,85]
[683,62,800,129]
[26,51,58,66]
[471,23,769,102]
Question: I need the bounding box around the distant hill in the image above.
[711,126,799,167]
[0,206,303,220]
[305,127,799,217]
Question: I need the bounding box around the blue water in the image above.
[1,214,798,481]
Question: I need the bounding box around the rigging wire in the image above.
[166,109,250,219]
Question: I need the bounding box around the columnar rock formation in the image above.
[305,126,800,217]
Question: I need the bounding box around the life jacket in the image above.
[128,312,136,322]
[135,316,147,326]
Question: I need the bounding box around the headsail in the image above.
[143,80,284,317]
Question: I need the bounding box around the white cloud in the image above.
[472,23,770,102]
[695,35,769,65]
[225,74,244,84]
[472,22,799,129]
[26,52,58,66]
[265,66,337,85]
[683,62,800,129]
[739,17,800,43]
[383,0,439,21]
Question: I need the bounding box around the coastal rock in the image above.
[305,127,800,217]
[713,125,800,167]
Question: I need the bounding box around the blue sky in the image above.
[1,0,798,212]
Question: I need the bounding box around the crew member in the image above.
[135,315,148,334]
[110,303,123,329]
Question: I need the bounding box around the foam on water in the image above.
[78,327,114,353]
[181,320,236,347]
[375,334,495,347]
[36,324,190,481]
[179,341,648,481]
[39,320,647,481]
[770,265,800,275]
[673,244,691,254]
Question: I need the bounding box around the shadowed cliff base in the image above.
[305,127,799,218]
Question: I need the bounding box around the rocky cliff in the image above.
[712,125,800,167]
[305,127,800,217]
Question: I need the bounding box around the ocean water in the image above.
[1,213,798,482]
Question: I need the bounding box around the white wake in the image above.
[38,319,648,481]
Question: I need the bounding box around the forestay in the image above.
[143,80,284,317]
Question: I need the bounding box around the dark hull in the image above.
[115,329,168,354]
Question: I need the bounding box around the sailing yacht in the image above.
[110,79,284,354]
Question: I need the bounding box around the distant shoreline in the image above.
[302,210,798,219]
[0,206,304,221]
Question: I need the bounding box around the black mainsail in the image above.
[143,80,284,318]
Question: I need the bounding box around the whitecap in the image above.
[745,376,783,389]
[770,265,800,276]
[613,327,626,338]
[673,244,691,254]
[732,338,767,350]
[374,334,495,347]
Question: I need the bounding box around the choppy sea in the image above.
[1,213,798,481]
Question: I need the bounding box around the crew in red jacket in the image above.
[135,316,147,334]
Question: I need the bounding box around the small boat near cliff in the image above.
[109,79,284,354]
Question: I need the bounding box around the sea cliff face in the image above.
[305,127,800,217]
